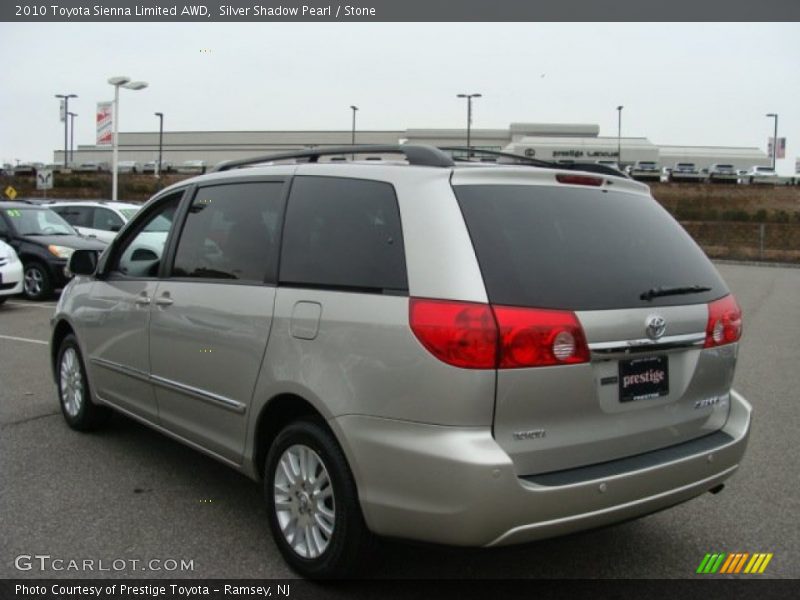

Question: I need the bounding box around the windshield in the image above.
[3,208,76,236]
[756,167,774,173]
[143,214,172,233]
[119,208,140,220]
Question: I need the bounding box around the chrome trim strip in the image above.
[90,356,150,382]
[588,332,705,354]
[150,374,246,414]
[90,356,246,414]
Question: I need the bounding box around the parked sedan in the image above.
[707,164,739,183]
[0,239,23,304]
[50,201,141,244]
[0,202,106,300]
[669,162,704,182]
[746,166,778,184]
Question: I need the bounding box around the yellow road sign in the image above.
[4,185,17,200]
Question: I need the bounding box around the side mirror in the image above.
[68,249,98,276]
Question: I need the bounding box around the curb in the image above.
[713,259,800,269]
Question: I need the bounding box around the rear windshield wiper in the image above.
[640,285,712,301]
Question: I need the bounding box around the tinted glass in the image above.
[280,176,407,293]
[454,185,728,311]
[93,208,124,231]
[116,195,181,278]
[172,182,284,283]
[52,206,92,228]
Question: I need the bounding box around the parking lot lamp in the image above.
[616,105,623,166]
[349,106,358,159]
[55,94,77,168]
[108,76,148,201]
[154,112,164,177]
[766,113,778,170]
[457,93,482,156]
[68,112,77,165]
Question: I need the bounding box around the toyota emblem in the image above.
[646,315,666,340]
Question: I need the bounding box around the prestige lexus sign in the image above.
[552,149,620,159]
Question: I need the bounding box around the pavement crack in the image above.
[0,411,60,428]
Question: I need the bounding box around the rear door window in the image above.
[454,184,727,310]
[279,176,407,294]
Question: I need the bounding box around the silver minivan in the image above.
[51,145,750,578]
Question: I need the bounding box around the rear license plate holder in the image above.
[619,355,669,402]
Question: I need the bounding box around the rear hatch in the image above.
[452,172,738,475]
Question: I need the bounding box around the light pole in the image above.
[154,112,164,177]
[350,105,358,159]
[55,93,77,169]
[457,93,482,155]
[766,113,778,170]
[616,105,624,167]
[108,76,148,201]
[68,112,77,165]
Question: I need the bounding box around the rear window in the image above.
[454,185,728,311]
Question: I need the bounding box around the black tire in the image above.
[264,419,376,579]
[22,261,53,301]
[0,297,6,305]
[57,334,111,431]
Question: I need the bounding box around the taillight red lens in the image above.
[493,305,590,368]
[409,299,497,369]
[555,174,604,187]
[704,295,743,348]
[409,298,590,369]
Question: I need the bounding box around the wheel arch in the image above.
[50,319,76,380]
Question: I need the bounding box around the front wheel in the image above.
[264,420,375,578]
[57,334,111,431]
[23,262,52,301]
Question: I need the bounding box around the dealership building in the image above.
[55,122,770,171]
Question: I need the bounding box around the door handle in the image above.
[155,294,173,307]
[135,295,151,306]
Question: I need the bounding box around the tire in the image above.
[264,419,376,579]
[22,262,53,301]
[0,297,6,305]
[57,334,111,431]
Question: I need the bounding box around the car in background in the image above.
[746,166,778,184]
[629,161,661,182]
[177,160,207,174]
[118,161,143,174]
[75,161,108,173]
[49,201,142,244]
[143,160,173,174]
[0,239,23,304]
[669,162,704,182]
[12,163,39,176]
[0,202,106,300]
[707,164,738,184]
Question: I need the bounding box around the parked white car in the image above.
[177,160,207,174]
[0,239,24,304]
[118,161,143,173]
[48,201,142,244]
[746,166,778,184]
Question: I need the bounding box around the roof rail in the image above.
[211,144,455,172]
[440,147,630,178]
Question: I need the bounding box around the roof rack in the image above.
[439,147,630,178]
[211,144,455,172]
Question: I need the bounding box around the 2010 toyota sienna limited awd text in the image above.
[51,145,751,578]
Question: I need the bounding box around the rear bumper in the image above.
[334,390,751,547]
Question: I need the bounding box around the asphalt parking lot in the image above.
[1,263,798,580]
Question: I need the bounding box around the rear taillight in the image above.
[493,305,590,368]
[409,298,590,369]
[704,294,742,348]
[409,299,497,369]
[555,174,604,186]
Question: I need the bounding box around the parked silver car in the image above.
[51,145,751,578]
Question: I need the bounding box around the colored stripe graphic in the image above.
[698,552,772,574]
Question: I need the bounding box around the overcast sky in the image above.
[1,22,798,172]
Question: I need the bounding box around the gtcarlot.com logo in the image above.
[696,552,773,575]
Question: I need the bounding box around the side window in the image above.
[280,176,408,293]
[53,206,92,228]
[114,194,181,278]
[93,208,124,232]
[0,215,9,236]
[171,182,284,283]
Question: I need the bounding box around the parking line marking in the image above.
[3,301,57,309]
[0,334,48,346]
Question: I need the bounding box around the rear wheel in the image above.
[23,262,52,301]
[57,334,111,431]
[264,419,375,578]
